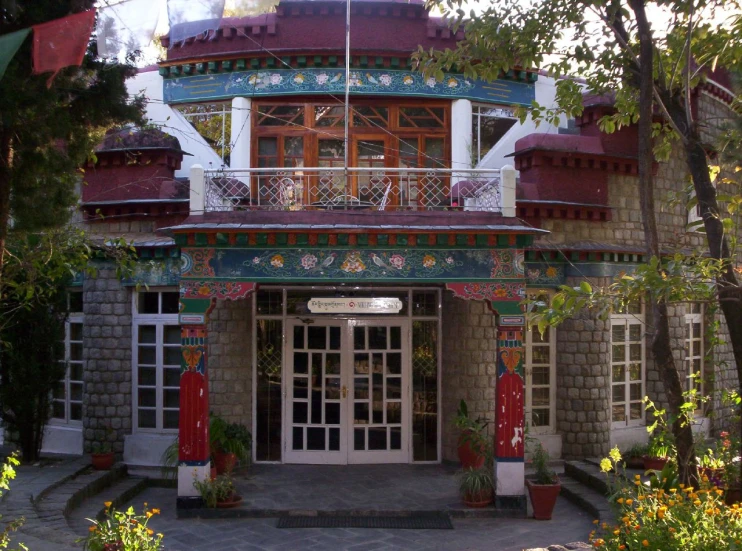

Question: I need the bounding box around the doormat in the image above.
[277,515,454,529]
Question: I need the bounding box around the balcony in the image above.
[189,166,516,216]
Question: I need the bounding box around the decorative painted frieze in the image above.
[179,247,525,282]
[163,68,536,106]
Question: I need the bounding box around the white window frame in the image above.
[610,303,646,428]
[684,303,706,401]
[524,292,556,435]
[52,311,84,425]
[471,104,517,166]
[132,289,180,434]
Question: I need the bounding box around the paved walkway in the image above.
[111,486,595,551]
[0,456,596,551]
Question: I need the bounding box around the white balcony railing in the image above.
[189,166,517,216]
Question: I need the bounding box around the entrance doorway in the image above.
[283,319,410,464]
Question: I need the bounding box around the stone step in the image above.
[19,463,126,547]
[564,460,611,495]
[68,476,150,535]
[559,475,615,524]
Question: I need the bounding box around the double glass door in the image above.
[283,319,409,464]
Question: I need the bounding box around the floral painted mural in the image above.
[180,247,525,282]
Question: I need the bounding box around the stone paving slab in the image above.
[81,486,596,551]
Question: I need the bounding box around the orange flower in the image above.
[152,508,161,515]
[88,526,96,533]
[104,501,112,508]
[642,540,649,547]
[147,528,154,536]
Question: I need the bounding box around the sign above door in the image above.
[308,297,403,314]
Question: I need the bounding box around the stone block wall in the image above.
[441,292,497,462]
[82,263,132,455]
[555,277,611,459]
[207,298,252,429]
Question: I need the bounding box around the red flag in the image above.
[32,9,96,87]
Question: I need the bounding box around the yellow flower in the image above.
[706,508,714,515]
[104,501,112,508]
[593,519,600,524]
[635,474,642,480]
[670,488,677,493]
[643,540,649,547]
[658,506,667,519]
[613,529,620,535]
[147,529,154,536]
[637,495,645,501]
[679,484,685,489]
[634,480,641,486]
[669,500,675,506]
[694,499,702,506]
[152,508,161,515]
[617,498,624,504]
[622,516,630,524]
[146,511,153,518]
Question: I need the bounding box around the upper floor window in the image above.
[133,290,180,432]
[53,290,84,424]
[175,102,231,164]
[471,104,517,166]
[611,302,645,427]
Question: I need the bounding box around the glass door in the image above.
[284,320,348,464]
[349,320,410,464]
[353,136,391,208]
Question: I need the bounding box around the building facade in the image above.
[39,0,739,514]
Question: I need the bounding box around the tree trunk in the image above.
[0,132,12,279]
[662,96,742,485]
[629,0,697,485]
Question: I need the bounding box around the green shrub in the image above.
[591,448,742,550]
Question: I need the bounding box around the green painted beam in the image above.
[222,60,233,71]
[235,59,247,71]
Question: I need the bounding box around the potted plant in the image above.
[193,473,243,508]
[453,399,489,469]
[458,467,494,507]
[91,441,115,471]
[643,432,673,471]
[210,415,252,475]
[526,441,560,520]
[622,442,649,470]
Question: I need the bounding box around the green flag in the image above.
[0,28,31,81]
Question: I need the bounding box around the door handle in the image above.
[342,385,348,398]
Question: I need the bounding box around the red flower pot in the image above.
[462,488,493,508]
[213,451,238,475]
[526,479,561,520]
[642,456,668,471]
[457,431,486,470]
[91,452,115,471]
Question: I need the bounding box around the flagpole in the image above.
[343,0,351,210]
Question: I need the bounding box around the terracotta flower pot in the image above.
[526,478,561,520]
[216,494,243,508]
[642,456,668,471]
[457,431,485,470]
[462,488,493,508]
[213,451,238,475]
[91,452,115,471]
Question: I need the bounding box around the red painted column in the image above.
[494,323,526,501]
[178,298,215,500]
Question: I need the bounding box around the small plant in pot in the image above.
[454,399,489,469]
[526,441,560,520]
[193,473,242,508]
[643,432,673,471]
[91,440,115,471]
[621,442,649,470]
[458,467,494,508]
[210,415,252,475]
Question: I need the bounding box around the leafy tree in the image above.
[0,228,136,461]
[414,0,742,483]
[0,1,145,277]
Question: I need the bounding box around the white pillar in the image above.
[451,99,473,178]
[500,164,517,217]
[189,164,204,215]
[230,97,252,169]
